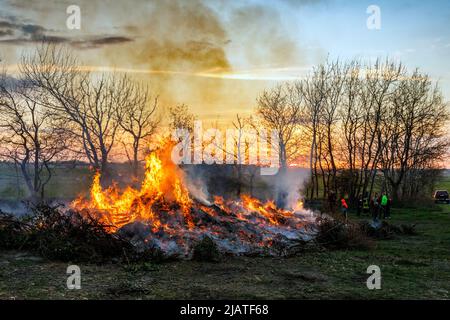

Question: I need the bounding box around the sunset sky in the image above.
[1,0,450,125]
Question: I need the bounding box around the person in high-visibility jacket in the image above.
[341,197,349,222]
[381,193,389,219]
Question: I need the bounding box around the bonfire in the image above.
[72,143,316,258]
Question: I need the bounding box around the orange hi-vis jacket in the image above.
[341,198,348,209]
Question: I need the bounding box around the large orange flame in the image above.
[72,142,194,231]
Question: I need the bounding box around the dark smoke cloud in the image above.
[127,0,231,73]
[0,17,132,48]
[225,3,304,69]
[0,19,51,43]
[72,36,134,49]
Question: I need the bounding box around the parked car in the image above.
[433,190,450,204]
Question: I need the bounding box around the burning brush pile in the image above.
[71,144,316,259]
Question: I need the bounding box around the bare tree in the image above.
[78,74,135,178]
[340,60,365,202]
[356,60,403,199]
[302,65,327,199]
[168,103,198,164]
[0,74,71,201]
[302,60,349,198]
[221,114,253,196]
[118,83,160,178]
[20,45,135,181]
[256,84,304,169]
[380,69,450,201]
[255,84,305,208]
[169,103,196,133]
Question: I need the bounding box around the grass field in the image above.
[1,202,449,299]
[436,174,450,191]
[0,165,93,200]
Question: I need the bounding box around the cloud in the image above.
[0,74,32,90]
[72,36,134,49]
[0,17,133,48]
[0,19,54,42]
[0,29,13,37]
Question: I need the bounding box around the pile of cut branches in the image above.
[0,203,146,263]
[315,217,375,250]
[315,216,418,250]
[359,220,417,240]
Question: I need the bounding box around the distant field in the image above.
[436,175,450,191]
[0,163,302,201]
[1,163,449,202]
[0,164,93,200]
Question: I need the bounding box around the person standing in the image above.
[381,193,389,219]
[341,197,349,222]
[357,195,363,216]
[372,193,380,222]
[385,197,392,219]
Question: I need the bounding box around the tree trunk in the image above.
[133,141,139,179]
